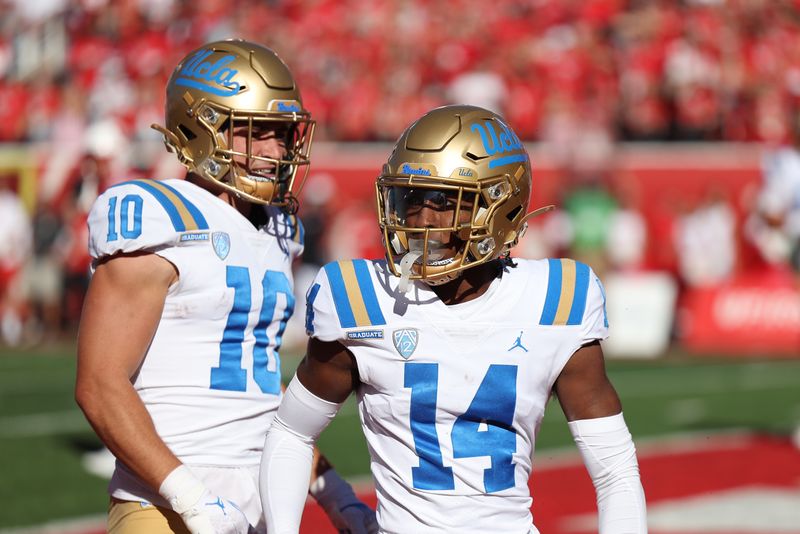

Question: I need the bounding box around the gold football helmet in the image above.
[152,39,315,207]
[376,105,540,286]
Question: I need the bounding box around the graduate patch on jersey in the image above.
[392,328,418,359]
[179,231,210,244]
[212,231,231,260]
[324,260,386,329]
[347,329,384,340]
[539,258,590,326]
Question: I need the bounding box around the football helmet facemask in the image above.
[377,105,541,286]
[152,39,315,208]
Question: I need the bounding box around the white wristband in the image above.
[158,464,205,514]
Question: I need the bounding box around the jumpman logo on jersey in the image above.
[508,331,528,352]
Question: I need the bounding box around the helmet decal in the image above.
[400,163,436,176]
[175,49,243,97]
[469,120,528,168]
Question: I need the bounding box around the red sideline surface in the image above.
[300,434,800,534]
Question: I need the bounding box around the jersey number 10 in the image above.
[405,362,518,493]
[211,266,294,395]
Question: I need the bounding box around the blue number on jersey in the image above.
[405,363,518,493]
[211,266,251,391]
[253,270,295,394]
[211,266,293,394]
[405,363,455,490]
[107,194,143,241]
[452,365,517,492]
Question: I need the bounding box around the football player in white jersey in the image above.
[261,105,647,533]
[75,40,377,534]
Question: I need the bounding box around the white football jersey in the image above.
[87,179,302,503]
[306,258,608,534]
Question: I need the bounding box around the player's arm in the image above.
[76,253,247,534]
[260,337,376,534]
[76,252,180,489]
[554,341,647,533]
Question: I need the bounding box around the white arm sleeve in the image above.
[260,376,343,534]
[568,413,647,534]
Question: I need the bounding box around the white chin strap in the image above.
[398,251,422,294]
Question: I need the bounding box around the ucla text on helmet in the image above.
[469,120,529,168]
[175,49,243,97]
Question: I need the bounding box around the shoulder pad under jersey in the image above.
[537,258,608,342]
[88,179,210,260]
[305,259,387,342]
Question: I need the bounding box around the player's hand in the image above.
[332,502,379,534]
[160,465,250,534]
[310,470,378,534]
[178,488,250,534]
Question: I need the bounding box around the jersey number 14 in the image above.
[405,362,518,493]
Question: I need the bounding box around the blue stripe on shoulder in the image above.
[128,180,186,232]
[305,283,321,334]
[324,262,356,328]
[154,180,209,230]
[539,259,562,325]
[352,260,385,326]
[567,262,590,325]
[114,180,185,231]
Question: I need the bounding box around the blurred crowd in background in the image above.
[1,0,800,348]
[5,0,800,144]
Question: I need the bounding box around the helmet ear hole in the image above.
[506,205,522,222]
[177,124,196,141]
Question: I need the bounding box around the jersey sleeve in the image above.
[304,265,346,342]
[87,180,202,262]
[580,268,610,345]
[305,260,387,343]
[537,259,608,344]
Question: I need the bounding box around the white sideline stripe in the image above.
[563,487,800,533]
[0,515,105,534]
[0,411,89,438]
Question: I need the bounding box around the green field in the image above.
[1,345,799,530]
